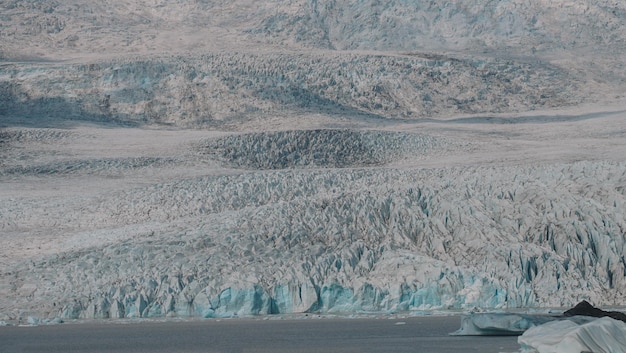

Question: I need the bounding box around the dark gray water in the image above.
[0,316,520,353]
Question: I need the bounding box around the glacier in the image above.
[2,154,626,320]
[450,308,626,351]
[1,0,626,330]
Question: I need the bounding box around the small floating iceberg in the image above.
[518,317,626,353]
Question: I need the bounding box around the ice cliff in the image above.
[2,154,625,319]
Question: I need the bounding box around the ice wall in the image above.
[2,159,625,320]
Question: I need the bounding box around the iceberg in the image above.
[451,313,564,336]
[452,301,626,336]
[450,312,603,336]
[450,302,626,352]
[451,301,626,335]
[1,0,626,327]
[518,317,626,353]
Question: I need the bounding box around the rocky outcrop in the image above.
[564,300,626,323]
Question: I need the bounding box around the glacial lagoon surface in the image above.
[0,315,521,353]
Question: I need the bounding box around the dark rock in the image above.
[563,300,626,323]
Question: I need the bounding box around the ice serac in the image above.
[518,317,626,353]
